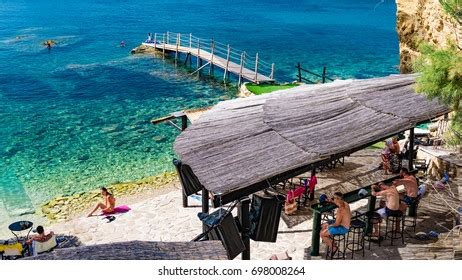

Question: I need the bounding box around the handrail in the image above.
[296,62,334,84]
[146,32,275,82]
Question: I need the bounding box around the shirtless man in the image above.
[393,167,418,210]
[371,183,402,236]
[320,192,351,252]
[87,187,116,217]
[26,226,54,245]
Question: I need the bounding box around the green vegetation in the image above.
[245,83,299,95]
[369,141,386,150]
[412,1,462,146]
[440,0,462,24]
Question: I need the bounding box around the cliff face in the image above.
[396,0,461,73]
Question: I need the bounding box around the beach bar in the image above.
[173,74,451,259]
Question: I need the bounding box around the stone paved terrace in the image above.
[26,240,227,260]
[37,149,462,260]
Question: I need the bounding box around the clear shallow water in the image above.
[0,0,398,216]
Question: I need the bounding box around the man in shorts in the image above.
[371,183,402,237]
[320,192,351,252]
[393,167,419,211]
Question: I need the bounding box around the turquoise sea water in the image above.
[0,0,399,216]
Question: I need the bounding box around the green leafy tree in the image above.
[412,1,462,145]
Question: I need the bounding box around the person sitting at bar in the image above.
[371,182,402,236]
[320,192,351,252]
[393,167,419,210]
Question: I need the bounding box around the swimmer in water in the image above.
[120,41,125,47]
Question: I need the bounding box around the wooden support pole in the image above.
[238,197,251,260]
[297,62,302,82]
[189,33,192,48]
[201,187,209,233]
[238,52,244,86]
[322,66,327,83]
[270,63,275,80]
[209,39,214,76]
[365,194,377,235]
[408,127,415,170]
[223,45,230,83]
[254,53,259,83]
[153,33,157,49]
[166,31,169,45]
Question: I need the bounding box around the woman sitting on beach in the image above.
[87,187,116,217]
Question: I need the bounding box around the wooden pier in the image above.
[142,32,275,84]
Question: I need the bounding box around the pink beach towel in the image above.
[103,205,131,215]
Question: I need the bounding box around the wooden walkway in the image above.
[142,32,275,84]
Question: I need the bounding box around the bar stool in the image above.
[366,212,382,249]
[404,197,421,232]
[385,211,405,245]
[326,233,346,260]
[346,219,365,259]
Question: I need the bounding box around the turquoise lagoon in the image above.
[0,0,399,217]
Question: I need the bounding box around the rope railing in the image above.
[147,32,275,82]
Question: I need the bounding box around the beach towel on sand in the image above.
[102,205,131,215]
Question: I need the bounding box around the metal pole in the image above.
[322,66,327,83]
[365,193,377,235]
[153,33,157,49]
[189,33,192,48]
[254,53,259,83]
[310,211,321,256]
[238,52,244,86]
[238,197,251,260]
[408,127,415,170]
[166,31,169,44]
[209,39,214,76]
[223,45,230,83]
[201,187,209,233]
[297,62,302,82]
[270,63,275,80]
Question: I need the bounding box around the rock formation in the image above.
[396,0,462,73]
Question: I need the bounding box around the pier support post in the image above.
[209,39,215,76]
[254,53,259,83]
[322,66,327,83]
[238,52,244,86]
[153,33,157,49]
[166,31,169,45]
[223,45,230,83]
[297,62,302,82]
[270,63,274,80]
[238,197,251,260]
[162,34,166,59]
[175,33,179,64]
[197,39,201,69]
[189,33,192,48]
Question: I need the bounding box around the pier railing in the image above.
[149,32,275,83]
[296,63,334,84]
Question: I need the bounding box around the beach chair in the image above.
[0,242,24,260]
[32,235,58,256]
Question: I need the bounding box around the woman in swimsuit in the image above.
[87,187,116,217]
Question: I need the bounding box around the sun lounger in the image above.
[32,235,57,256]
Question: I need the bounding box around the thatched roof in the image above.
[174,74,450,205]
[26,241,227,260]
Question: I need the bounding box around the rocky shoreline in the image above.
[40,172,178,223]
